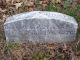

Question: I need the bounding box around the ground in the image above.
[0,0,80,60]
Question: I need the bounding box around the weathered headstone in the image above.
[4,11,78,43]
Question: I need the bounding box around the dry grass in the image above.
[0,0,80,60]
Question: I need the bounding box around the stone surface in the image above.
[4,11,78,43]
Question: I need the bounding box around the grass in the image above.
[0,0,80,60]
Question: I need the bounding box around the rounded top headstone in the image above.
[4,11,78,43]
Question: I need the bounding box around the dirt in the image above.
[0,0,80,60]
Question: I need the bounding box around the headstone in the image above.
[4,11,78,43]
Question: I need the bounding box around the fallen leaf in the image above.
[14,2,23,9]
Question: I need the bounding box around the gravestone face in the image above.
[4,11,78,43]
